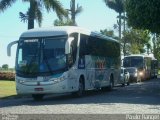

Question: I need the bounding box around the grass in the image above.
[0,80,17,99]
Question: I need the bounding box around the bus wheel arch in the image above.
[79,75,85,89]
[72,75,85,97]
[78,75,85,94]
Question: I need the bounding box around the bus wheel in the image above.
[137,77,141,83]
[72,78,84,97]
[122,79,125,87]
[108,76,114,91]
[155,75,157,79]
[32,94,44,101]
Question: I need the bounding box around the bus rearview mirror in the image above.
[7,40,18,56]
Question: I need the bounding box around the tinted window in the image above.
[79,34,88,56]
[123,57,143,68]
[87,36,120,57]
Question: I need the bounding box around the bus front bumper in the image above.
[16,80,69,95]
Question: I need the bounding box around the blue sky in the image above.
[0,0,117,68]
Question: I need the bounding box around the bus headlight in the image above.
[50,76,65,83]
[17,79,25,83]
[139,71,143,76]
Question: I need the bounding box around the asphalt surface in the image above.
[0,78,160,119]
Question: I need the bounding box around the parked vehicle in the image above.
[120,67,130,86]
[151,58,158,78]
[7,26,121,100]
[125,67,141,83]
[123,54,152,81]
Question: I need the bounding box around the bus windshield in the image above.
[123,56,143,68]
[16,37,67,77]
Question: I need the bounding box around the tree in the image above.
[125,0,160,59]
[126,0,160,34]
[54,0,83,26]
[122,29,150,55]
[100,29,119,40]
[67,0,83,26]
[104,0,125,39]
[100,29,114,37]
[2,64,9,70]
[0,0,68,29]
[152,34,160,60]
[54,18,74,26]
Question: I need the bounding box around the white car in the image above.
[121,67,130,86]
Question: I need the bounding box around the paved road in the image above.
[0,78,160,115]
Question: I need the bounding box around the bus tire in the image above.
[108,75,114,91]
[137,77,141,83]
[122,79,125,87]
[155,75,157,79]
[32,94,44,101]
[101,86,108,92]
[72,77,85,97]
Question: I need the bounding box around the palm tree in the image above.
[54,18,74,26]
[67,0,83,25]
[104,0,125,39]
[0,0,68,29]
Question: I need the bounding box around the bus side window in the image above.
[79,34,89,57]
[71,41,76,62]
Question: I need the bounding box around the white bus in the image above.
[123,54,152,81]
[7,26,121,100]
[151,58,158,78]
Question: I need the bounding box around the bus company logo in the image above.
[78,58,85,69]
[2,114,19,120]
[95,58,106,70]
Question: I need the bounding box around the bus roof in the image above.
[124,54,151,58]
[20,26,91,38]
[20,26,119,43]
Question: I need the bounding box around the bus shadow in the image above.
[1,82,160,108]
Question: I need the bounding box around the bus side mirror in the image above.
[7,40,18,56]
[65,37,74,54]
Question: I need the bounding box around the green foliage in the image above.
[104,0,125,39]
[0,0,68,29]
[122,29,150,55]
[54,18,74,26]
[104,0,125,13]
[100,29,119,40]
[2,64,9,70]
[0,72,15,81]
[153,34,160,61]
[68,0,83,25]
[126,0,160,33]
[100,29,114,37]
